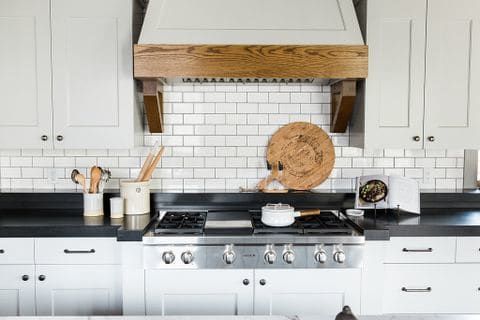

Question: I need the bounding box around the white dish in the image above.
[346,209,364,217]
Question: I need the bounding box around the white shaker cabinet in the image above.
[145,269,254,315]
[361,0,427,149]
[0,0,53,149]
[355,0,480,149]
[35,265,122,316]
[424,0,480,149]
[0,265,35,316]
[50,0,138,149]
[254,269,361,316]
[0,0,139,149]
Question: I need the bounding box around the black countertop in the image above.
[349,208,480,240]
[2,191,480,240]
[0,209,153,240]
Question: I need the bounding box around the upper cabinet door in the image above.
[51,0,135,149]
[424,0,480,149]
[364,0,427,149]
[0,0,53,149]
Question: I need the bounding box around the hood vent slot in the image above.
[181,78,316,84]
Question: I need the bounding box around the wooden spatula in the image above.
[89,166,102,193]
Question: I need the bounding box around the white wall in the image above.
[0,83,464,191]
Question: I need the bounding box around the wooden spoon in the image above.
[71,169,86,193]
[89,166,102,193]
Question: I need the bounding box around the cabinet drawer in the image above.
[0,238,34,264]
[385,237,456,263]
[456,237,480,263]
[383,264,459,313]
[35,238,120,265]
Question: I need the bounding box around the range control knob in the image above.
[264,250,277,264]
[223,245,236,265]
[314,249,328,264]
[162,251,175,264]
[283,250,295,264]
[181,251,194,264]
[333,249,346,264]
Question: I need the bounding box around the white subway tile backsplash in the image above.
[0,83,464,191]
[215,103,236,113]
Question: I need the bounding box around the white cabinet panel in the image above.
[363,0,426,149]
[455,264,480,313]
[51,0,135,149]
[35,238,120,265]
[383,264,467,313]
[0,0,52,148]
[145,269,254,315]
[424,0,480,148]
[254,269,361,316]
[0,265,35,316]
[0,238,34,265]
[35,265,122,316]
[385,237,456,263]
[456,237,480,263]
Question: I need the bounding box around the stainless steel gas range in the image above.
[143,209,364,269]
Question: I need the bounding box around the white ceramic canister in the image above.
[120,180,150,215]
[83,193,104,217]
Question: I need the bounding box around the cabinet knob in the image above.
[56,135,64,142]
[243,279,250,286]
[41,135,48,141]
[259,279,266,286]
[412,136,420,142]
[22,275,29,281]
[0,249,4,254]
[427,136,435,142]
[38,275,46,281]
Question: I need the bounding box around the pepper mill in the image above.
[335,306,358,320]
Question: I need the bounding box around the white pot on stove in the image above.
[261,203,321,227]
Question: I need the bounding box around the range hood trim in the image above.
[133,44,368,80]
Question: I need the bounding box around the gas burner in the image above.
[154,211,207,234]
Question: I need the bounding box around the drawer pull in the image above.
[64,249,95,254]
[0,249,4,254]
[402,248,433,253]
[402,287,432,293]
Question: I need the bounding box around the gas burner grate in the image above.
[154,211,207,235]
[251,210,353,235]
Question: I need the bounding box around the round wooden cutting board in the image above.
[267,122,335,190]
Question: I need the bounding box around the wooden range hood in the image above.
[134,0,368,133]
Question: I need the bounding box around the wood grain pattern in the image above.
[330,80,357,133]
[267,122,335,190]
[134,44,368,79]
[142,80,164,133]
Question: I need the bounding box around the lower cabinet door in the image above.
[145,269,254,315]
[35,265,122,316]
[254,269,361,316]
[0,265,35,316]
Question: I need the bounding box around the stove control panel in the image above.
[144,244,363,269]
